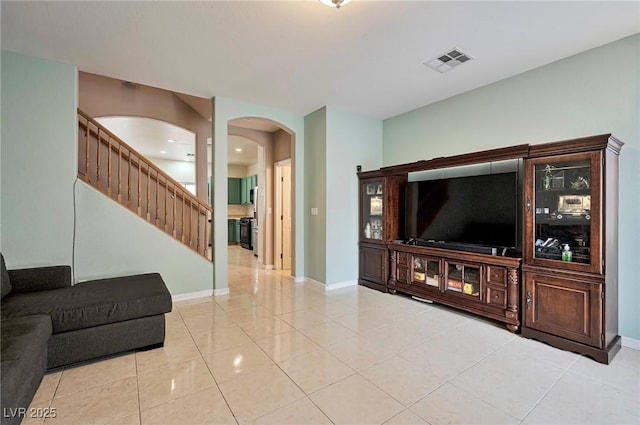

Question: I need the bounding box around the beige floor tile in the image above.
[249,397,332,425]
[452,347,565,420]
[183,312,237,334]
[299,320,358,347]
[238,315,295,339]
[228,305,276,325]
[278,308,328,331]
[55,353,136,398]
[137,357,216,411]
[332,311,389,335]
[219,363,304,424]
[566,347,640,392]
[191,325,253,355]
[252,330,320,363]
[278,348,355,394]
[428,318,516,360]
[324,335,397,371]
[141,386,236,425]
[360,355,446,406]
[309,374,404,425]
[522,370,640,424]
[31,371,62,404]
[135,338,202,374]
[175,299,224,319]
[398,340,478,380]
[105,414,140,425]
[411,382,518,425]
[204,341,274,383]
[164,317,193,342]
[498,336,580,370]
[46,377,138,425]
[383,409,430,425]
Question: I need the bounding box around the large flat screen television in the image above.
[405,172,520,252]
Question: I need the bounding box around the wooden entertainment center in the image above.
[358,134,622,363]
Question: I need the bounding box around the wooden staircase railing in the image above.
[77,108,212,260]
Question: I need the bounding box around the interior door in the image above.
[282,163,292,270]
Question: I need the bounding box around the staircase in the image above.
[77,109,212,260]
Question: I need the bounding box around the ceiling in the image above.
[1,1,638,120]
[96,116,196,163]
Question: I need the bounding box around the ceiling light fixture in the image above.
[319,0,352,8]
[235,148,242,152]
[160,150,167,154]
[167,139,175,143]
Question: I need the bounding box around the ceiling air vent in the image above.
[425,48,473,73]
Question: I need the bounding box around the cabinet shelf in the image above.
[535,217,591,226]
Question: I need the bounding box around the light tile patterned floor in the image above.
[27,246,640,425]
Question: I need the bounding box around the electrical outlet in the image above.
[311,208,318,216]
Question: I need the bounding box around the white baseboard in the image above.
[171,289,213,302]
[297,277,357,292]
[294,276,305,283]
[621,336,640,351]
[213,288,230,296]
[325,279,357,291]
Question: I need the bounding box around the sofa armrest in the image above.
[8,266,72,293]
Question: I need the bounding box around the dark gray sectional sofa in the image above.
[0,254,172,425]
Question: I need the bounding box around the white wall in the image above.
[383,34,640,340]
[151,157,196,184]
[1,51,77,268]
[325,107,383,286]
[74,183,212,294]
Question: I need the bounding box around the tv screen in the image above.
[405,172,519,249]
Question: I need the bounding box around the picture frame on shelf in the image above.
[366,184,376,195]
[370,196,382,215]
[376,184,383,194]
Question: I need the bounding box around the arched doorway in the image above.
[227,117,295,276]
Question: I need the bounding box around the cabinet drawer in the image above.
[486,285,507,308]
[397,266,409,283]
[487,266,506,287]
[397,252,409,266]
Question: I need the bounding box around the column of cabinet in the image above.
[521,135,622,363]
[228,175,257,205]
[357,171,406,292]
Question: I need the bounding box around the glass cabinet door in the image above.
[527,152,601,272]
[361,180,384,241]
[445,262,480,298]
[412,256,440,288]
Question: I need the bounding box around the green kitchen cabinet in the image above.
[240,176,249,204]
[228,219,240,243]
[228,178,241,204]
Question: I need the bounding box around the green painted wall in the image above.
[303,107,327,283]
[1,51,77,267]
[383,35,640,340]
[325,107,383,285]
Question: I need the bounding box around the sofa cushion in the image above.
[0,273,172,333]
[1,253,12,299]
[1,316,52,425]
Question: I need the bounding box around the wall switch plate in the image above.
[311,207,318,216]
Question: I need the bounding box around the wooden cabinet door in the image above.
[523,271,602,347]
[359,245,387,288]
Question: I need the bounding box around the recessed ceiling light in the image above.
[235,148,242,152]
[425,47,474,73]
[167,139,175,143]
[160,150,167,154]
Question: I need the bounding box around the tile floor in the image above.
[26,246,639,425]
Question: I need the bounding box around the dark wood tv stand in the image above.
[388,243,522,332]
[358,134,622,363]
